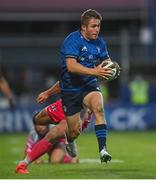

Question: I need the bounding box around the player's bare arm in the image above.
[36,81,60,103]
[66,58,112,80]
[0,77,14,108]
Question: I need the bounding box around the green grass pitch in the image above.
[0,131,156,179]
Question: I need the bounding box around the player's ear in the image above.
[81,24,86,31]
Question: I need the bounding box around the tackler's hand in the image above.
[36,92,49,104]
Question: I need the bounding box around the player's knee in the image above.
[50,158,62,163]
[69,133,77,140]
[92,105,104,115]
[69,129,80,139]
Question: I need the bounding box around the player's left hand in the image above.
[95,63,113,80]
[113,62,121,79]
[36,92,49,104]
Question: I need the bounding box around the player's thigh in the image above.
[83,91,106,124]
[83,91,104,110]
[35,108,52,125]
[49,142,66,163]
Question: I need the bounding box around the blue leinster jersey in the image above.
[60,30,109,92]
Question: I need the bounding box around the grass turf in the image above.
[0,131,156,179]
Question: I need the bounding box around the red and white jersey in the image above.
[45,99,65,123]
[24,100,92,155]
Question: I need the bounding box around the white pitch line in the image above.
[11,147,124,164]
[80,158,124,163]
[14,159,124,165]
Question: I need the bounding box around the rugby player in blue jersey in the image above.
[60,9,120,163]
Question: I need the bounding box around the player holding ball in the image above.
[59,9,120,163]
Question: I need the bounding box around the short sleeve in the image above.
[61,34,80,59]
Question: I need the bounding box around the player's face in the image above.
[82,18,101,40]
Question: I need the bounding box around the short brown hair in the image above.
[81,9,102,26]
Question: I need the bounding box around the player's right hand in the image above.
[36,92,49,104]
[93,62,113,80]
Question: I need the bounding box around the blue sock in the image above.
[95,124,107,152]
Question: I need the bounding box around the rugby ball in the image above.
[102,61,117,82]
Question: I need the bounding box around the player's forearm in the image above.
[66,59,96,76]
[70,64,95,76]
[37,81,61,103]
[0,77,13,100]
[45,81,61,97]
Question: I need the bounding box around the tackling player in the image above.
[24,124,79,164]
[15,87,91,174]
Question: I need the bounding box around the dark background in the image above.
[0,0,156,104]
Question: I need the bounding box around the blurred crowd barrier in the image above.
[0,103,156,133]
